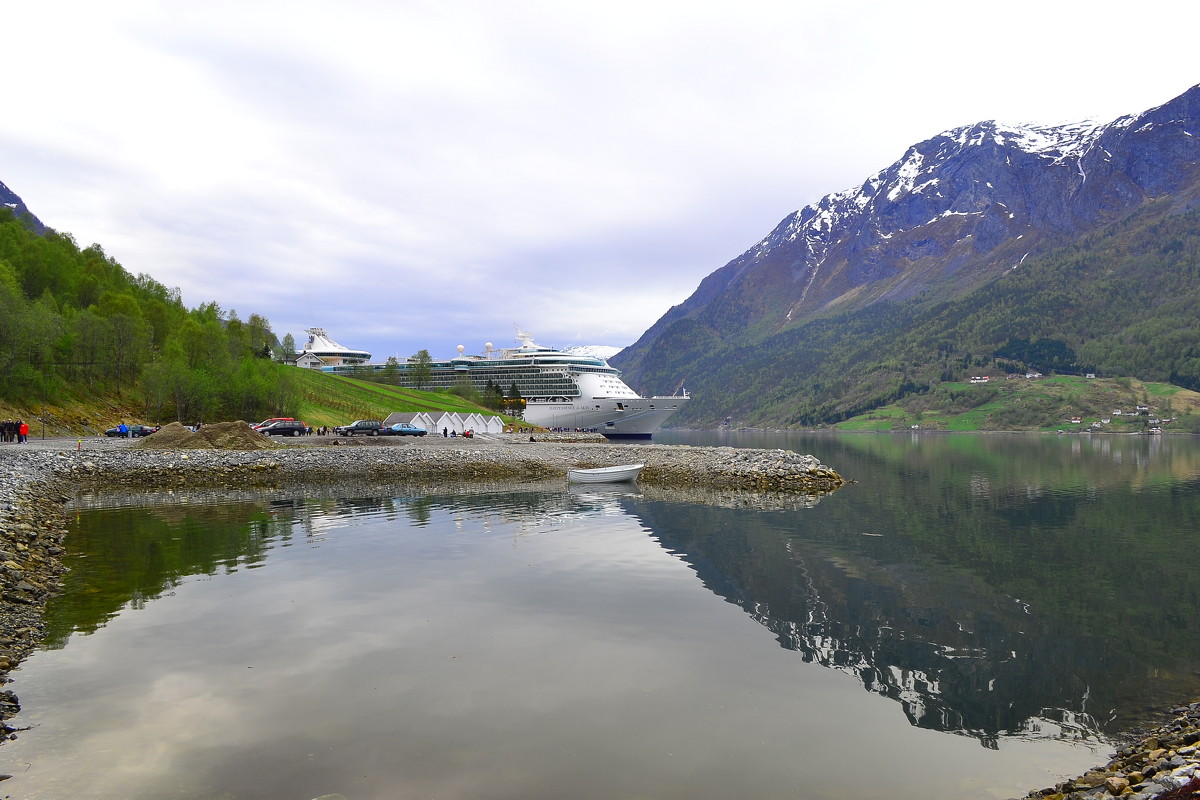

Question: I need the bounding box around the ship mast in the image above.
[514,324,537,349]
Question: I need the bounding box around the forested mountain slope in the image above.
[633,202,1200,427]
[0,192,512,433]
[0,200,292,424]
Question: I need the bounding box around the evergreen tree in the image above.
[504,382,524,419]
[483,379,504,411]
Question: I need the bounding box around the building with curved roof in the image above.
[294,328,371,368]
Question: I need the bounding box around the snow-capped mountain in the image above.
[616,84,1200,393]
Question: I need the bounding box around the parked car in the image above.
[252,417,295,431]
[379,422,428,436]
[104,424,159,437]
[258,420,308,437]
[335,420,383,436]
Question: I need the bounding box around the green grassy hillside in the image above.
[290,369,511,428]
[834,375,1200,432]
[0,367,519,436]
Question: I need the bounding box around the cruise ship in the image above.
[318,329,689,439]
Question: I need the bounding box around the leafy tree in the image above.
[246,313,276,357]
[449,375,481,403]
[411,349,433,389]
[382,356,400,383]
[279,333,297,363]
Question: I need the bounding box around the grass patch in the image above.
[834,375,1200,432]
[0,369,522,436]
[289,370,519,428]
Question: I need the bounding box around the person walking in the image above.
[18,420,28,443]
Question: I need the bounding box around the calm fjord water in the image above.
[5,431,1200,799]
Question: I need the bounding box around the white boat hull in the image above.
[567,464,644,483]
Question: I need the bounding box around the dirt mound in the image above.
[137,421,281,450]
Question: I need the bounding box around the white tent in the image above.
[429,411,465,436]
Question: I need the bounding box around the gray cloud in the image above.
[2,0,1196,363]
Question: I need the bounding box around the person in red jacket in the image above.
[18,420,29,443]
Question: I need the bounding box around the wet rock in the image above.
[1025,700,1200,800]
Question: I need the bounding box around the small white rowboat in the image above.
[567,463,645,483]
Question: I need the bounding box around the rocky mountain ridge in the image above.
[615,84,1200,410]
[0,180,45,234]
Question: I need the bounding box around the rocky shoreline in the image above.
[1021,702,1200,800]
[1,433,1198,797]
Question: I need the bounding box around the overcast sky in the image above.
[3,1,1197,361]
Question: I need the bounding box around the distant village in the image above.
[965,373,1171,433]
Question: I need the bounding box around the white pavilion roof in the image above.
[301,328,371,359]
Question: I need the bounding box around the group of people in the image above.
[1,419,29,443]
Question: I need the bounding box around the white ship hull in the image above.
[523,395,689,439]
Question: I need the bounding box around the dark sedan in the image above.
[104,424,159,438]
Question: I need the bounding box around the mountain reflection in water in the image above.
[630,497,1112,750]
[651,431,1200,741]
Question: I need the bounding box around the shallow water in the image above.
[5,431,1200,799]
